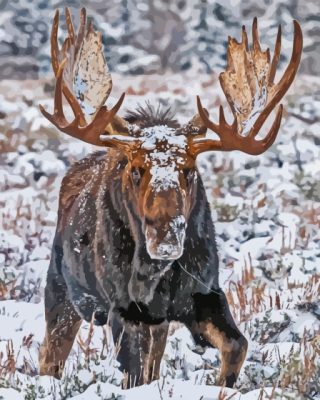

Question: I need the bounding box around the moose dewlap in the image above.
[38,7,302,388]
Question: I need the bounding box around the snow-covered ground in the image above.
[0,72,319,399]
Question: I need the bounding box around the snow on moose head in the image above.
[40,7,303,262]
[106,115,206,261]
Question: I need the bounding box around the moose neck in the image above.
[121,182,175,304]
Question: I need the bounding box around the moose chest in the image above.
[62,212,204,324]
[62,211,206,325]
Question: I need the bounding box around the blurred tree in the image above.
[0,0,318,78]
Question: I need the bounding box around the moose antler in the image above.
[39,7,130,146]
[193,18,303,156]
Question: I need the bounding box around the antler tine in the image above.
[242,25,249,51]
[65,7,75,45]
[50,8,86,125]
[108,93,126,118]
[269,25,282,84]
[54,60,67,121]
[61,37,71,55]
[87,19,95,35]
[196,96,239,139]
[74,8,86,59]
[252,17,261,52]
[259,104,283,151]
[194,18,302,157]
[87,92,126,135]
[196,96,223,137]
[39,59,69,128]
[51,10,60,75]
[219,105,226,126]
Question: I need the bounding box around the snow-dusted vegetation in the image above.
[0,70,319,399]
[0,0,320,399]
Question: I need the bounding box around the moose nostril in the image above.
[145,217,155,226]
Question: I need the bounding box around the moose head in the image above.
[40,8,302,262]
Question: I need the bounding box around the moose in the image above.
[38,8,302,388]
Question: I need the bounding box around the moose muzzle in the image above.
[145,215,186,260]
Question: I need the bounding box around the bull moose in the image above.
[38,8,302,388]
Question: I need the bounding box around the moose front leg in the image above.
[112,319,151,388]
[189,289,248,388]
[112,317,168,387]
[39,271,82,379]
[143,324,169,384]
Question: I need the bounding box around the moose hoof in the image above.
[39,362,63,380]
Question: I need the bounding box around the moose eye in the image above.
[131,167,145,185]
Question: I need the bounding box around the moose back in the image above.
[38,7,302,388]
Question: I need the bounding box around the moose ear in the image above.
[179,109,209,137]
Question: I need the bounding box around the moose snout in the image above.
[145,216,186,260]
[154,243,183,260]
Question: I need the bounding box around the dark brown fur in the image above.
[39,136,247,387]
